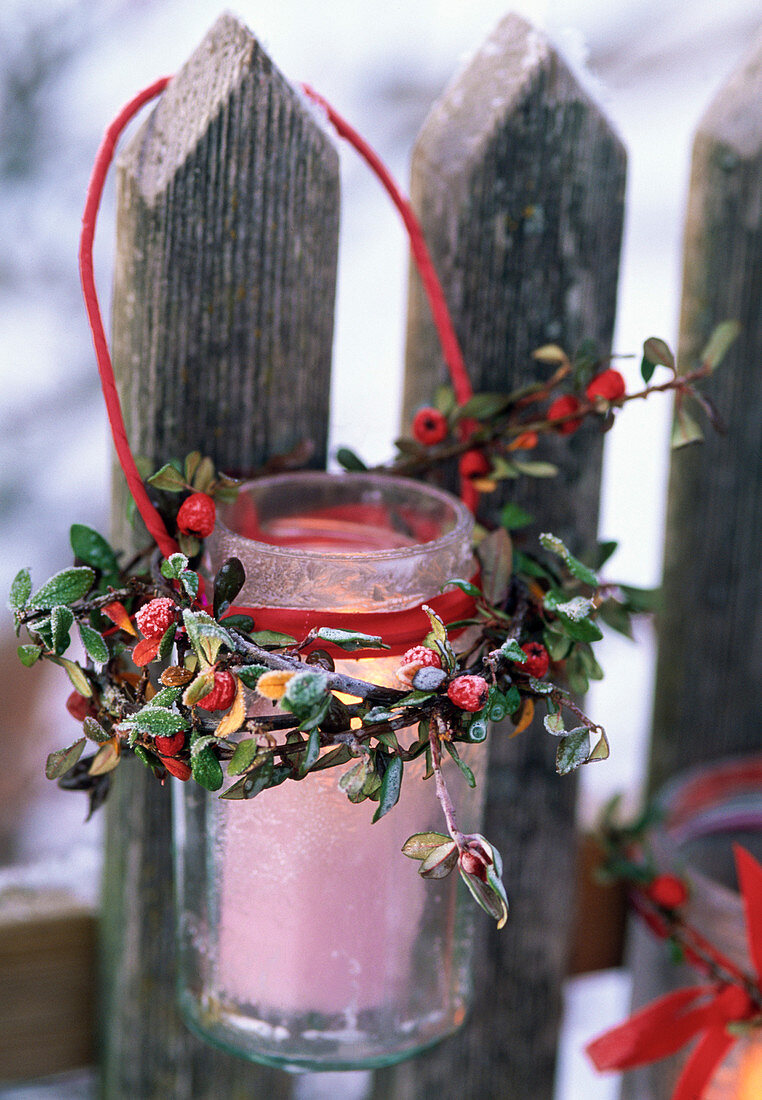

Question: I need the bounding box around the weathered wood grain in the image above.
[649,31,762,792]
[103,14,339,1098]
[386,15,626,1098]
[625,31,762,1100]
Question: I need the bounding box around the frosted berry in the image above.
[586,369,626,403]
[412,407,448,446]
[646,874,688,910]
[518,642,550,679]
[547,394,583,435]
[447,675,489,712]
[196,669,237,712]
[398,645,443,687]
[161,755,191,781]
[460,451,490,479]
[135,597,176,640]
[154,731,186,757]
[176,492,216,538]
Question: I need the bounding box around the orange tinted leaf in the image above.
[510,698,535,738]
[133,638,160,666]
[102,601,137,636]
[215,678,247,737]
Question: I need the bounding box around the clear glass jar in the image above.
[173,472,487,1071]
[623,755,762,1099]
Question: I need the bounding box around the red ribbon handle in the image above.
[79,76,479,554]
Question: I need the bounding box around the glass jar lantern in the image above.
[624,755,762,1099]
[173,472,487,1071]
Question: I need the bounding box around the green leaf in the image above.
[395,689,435,707]
[539,533,598,586]
[401,832,451,860]
[486,688,510,722]
[461,864,509,929]
[642,337,675,380]
[147,463,187,492]
[9,568,32,611]
[46,738,86,779]
[213,557,246,617]
[79,623,109,664]
[247,630,298,648]
[236,665,269,689]
[434,384,456,415]
[17,644,41,666]
[56,657,92,696]
[310,744,352,772]
[182,610,235,665]
[466,712,489,742]
[671,409,704,449]
[299,726,321,776]
[129,708,187,736]
[442,578,482,599]
[70,525,120,585]
[372,756,403,822]
[598,599,634,639]
[192,456,215,493]
[157,623,177,661]
[30,567,95,610]
[512,460,558,478]
[184,451,202,484]
[339,757,380,803]
[444,740,476,787]
[149,686,181,708]
[282,670,329,721]
[700,320,741,372]
[221,757,291,800]
[363,706,396,725]
[179,572,199,600]
[419,840,459,879]
[554,614,603,643]
[313,627,389,652]
[499,502,533,531]
[544,711,565,736]
[455,392,512,421]
[500,638,526,663]
[219,615,255,633]
[556,727,591,774]
[619,585,662,613]
[335,446,368,472]
[228,739,259,775]
[528,677,554,694]
[192,747,224,792]
[83,716,111,743]
[161,553,189,580]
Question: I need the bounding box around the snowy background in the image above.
[1,1,760,1096]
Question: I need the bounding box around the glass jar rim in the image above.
[213,471,474,562]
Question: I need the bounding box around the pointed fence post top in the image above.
[118,11,338,204]
[414,12,624,184]
[696,28,762,155]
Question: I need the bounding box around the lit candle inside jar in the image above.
[175,472,486,1070]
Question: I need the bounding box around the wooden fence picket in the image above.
[624,30,762,1100]
[389,14,626,1098]
[102,14,340,1097]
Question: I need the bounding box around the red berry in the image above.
[176,492,216,538]
[161,756,192,781]
[135,597,177,640]
[518,642,550,679]
[586,369,626,403]
[447,675,489,712]
[412,407,448,446]
[154,731,186,757]
[460,451,490,479]
[646,874,689,910]
[398,645,443,687]
[547,395,583,435]
[66,690,96,722]
[196,669,237,712]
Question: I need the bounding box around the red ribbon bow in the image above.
[586,845,762,1099]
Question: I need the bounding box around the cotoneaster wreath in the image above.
[7,80,739,929]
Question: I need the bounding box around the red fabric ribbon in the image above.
[224,580,477,658]
[586,845,762,1098]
